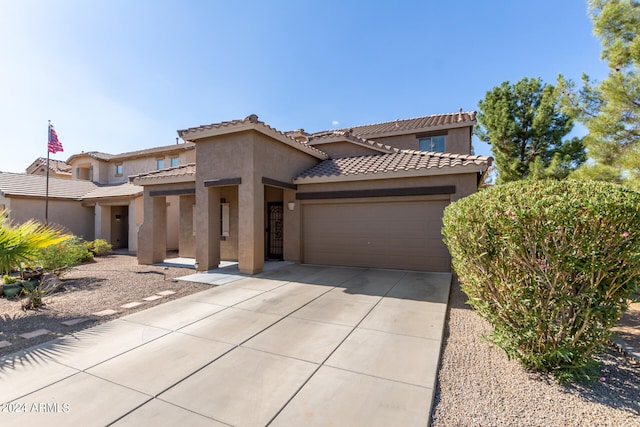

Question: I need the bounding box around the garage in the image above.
[302,198,451,272]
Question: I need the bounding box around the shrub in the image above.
[89,239,112,257]
[35,236,94,273]
[442,180,640,382]
[3,275,17,284]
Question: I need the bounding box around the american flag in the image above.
[48,123,63,153]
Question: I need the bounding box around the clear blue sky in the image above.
[0,0,608,173]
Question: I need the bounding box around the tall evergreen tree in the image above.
[476,77,585,184]
[559,0,640,188]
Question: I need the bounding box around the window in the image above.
[418,135,446,152]
[115,163,123,176]
[170,156,179,167]
[157,158,165,169]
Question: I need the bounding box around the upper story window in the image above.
[115,163,123,176]
[418,135,446,152]
[157,158,165,170]
[170,156,179,167]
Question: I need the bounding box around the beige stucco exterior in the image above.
[371,127,473,154]
[108,113,489,274]
[3,195,94,238]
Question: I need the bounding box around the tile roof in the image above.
[294,150,491,182]
[306,131,400,154]
[0,172,143,200]
[82,183,143,200]
[26,158,72,175]
[67,143,195,163]
[177,114,329,160]
[0,172,97,199]
[130,163,196,185]
[314,110,477,138]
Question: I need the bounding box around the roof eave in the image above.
[356,120,476,139]
[293,164,489,185]
[131,175,196,186]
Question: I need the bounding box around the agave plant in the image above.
[0,211,69,275]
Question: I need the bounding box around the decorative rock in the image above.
[61,318,91,326]
[121,302,143,309]
[92,309,118,317]
[19,329,51,339]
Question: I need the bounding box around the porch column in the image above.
[94,203,111,241]
[179,195,196,258]
[238,180,264,274]
[138,194,167,264]
[195,186,220,271]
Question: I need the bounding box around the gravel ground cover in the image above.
[431,281,640,426]
[0,254,210,358]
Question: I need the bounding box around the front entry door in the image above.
[267,202,284,259]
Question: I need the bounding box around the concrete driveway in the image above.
[0,264,450,427]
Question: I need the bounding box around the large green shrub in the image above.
[443,180,640,381]
[35,236,94,273]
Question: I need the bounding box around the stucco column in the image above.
[282,189,301,262]
[138,193,167,264]
[179,195,196,258]
[94,203,111,241]
[238,180,264,274]
[195,186,220,271]
[128,198,138,255]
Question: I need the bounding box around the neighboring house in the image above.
[2,143,195,252]
[25,158,73,179]
[132,111,492,274]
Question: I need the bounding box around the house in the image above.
[26,158,73,179]
[2,111,490,273]
[1,143,195,252]
[131,111,491,274]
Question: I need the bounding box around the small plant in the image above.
[443,180,640,382]
[89,239,112,257]
[3,275,17,284]
[35,236,94,274]
[22,283,48,310]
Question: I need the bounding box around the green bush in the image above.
[89,239,112,257]
[35,236,94,273]
[442,180,640,382]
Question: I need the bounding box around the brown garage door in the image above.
[302,199,450,271]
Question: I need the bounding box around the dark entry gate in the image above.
[267,202,283,259]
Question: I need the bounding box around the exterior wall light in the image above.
[287,201,296,211]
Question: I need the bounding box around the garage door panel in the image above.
[302,200,450,272]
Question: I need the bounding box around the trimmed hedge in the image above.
[442,180,640,381]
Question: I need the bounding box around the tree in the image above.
[559,0,640,188]
[476,77,586,184]
[0,212,69,275]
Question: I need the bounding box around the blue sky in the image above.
[0,0,608,173]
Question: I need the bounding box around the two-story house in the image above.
[1,110,490,273]
[132,111,490,274]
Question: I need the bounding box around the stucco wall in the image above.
[193,129,321,273]
[68,147,196,185]
[370,127,473,154]
[6,197,94,239]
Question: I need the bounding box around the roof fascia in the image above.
[182,123,328,160]
[293,164,488,185]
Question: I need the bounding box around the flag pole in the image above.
[45,120,50,225]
